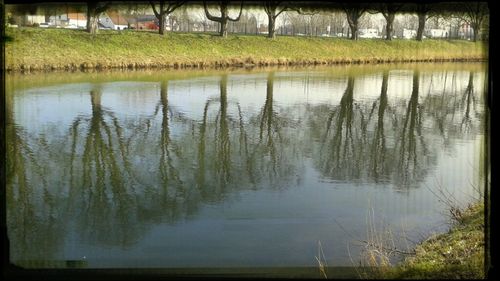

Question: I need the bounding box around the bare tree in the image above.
[86,1,111,34]
[203,0,243,37]
[263,0,288,39]
[415,3,434,41]
[150,0,187,35]
[460,2,488,42]
[342,4,366,40]
[376,3,404,40]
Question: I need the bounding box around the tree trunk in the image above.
[87,14,99,34]
[86,4,99,34]
[471,22,478,42]
[220,18,228,37]
[416,13,426,41]
[159,14,165,35]
[385,14,395,40]
[267,15,276,39]
[350,23,358,40]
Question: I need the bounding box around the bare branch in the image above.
[203,0,220,21]
[166,0,188,14]
[275,6,288,18]
[228,1,244,22]
[149,1,160,18]
[95,2,112,14]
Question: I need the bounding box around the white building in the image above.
[99,11,130,30]
[68,13,87,28]
[359,28,380,39]
[48,13,86,28]
[403,29,417,39]
[429,29,448,38]
[22,15,45,25]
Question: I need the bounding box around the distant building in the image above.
[359,28,380,38]
[47,8,86,28]
[258,23,268,34]
[428,29,448,38]
[403,29,417,39]
[17,14,45,26]
[99,11,131,30]
[133,15,158,30]
[67,13,87,28]
[48,14,67,26]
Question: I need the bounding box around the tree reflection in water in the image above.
[394,70,428,188]
[196,74,234,199]
[5,66,486,264]
[316,75,365,181]
[368,70,392,182]
[67,85,141,247]
[6,91,65,263]
[461,72,476,133]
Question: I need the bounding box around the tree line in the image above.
[6,1,488,41]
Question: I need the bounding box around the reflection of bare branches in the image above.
[6,92,63,262]
[319,76,360,180]
[216,74,232,188]
[158,81,184,198]
[195,75,233,198]
[67,85,139,246]
[369,71,389,182]
[395,70,428,188]
[242,73,296,188]
[461,72,475,133]
[196,99,210,191]
[258,72,280,177]
[237,103,257,186]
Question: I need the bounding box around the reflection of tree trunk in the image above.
[321,76,355,177]
[67,86,136,245]
[398,70,421,186]
[336,76,355,169]
[461,72,474,131]
[217,75,231,186]
[159,81,182,191]
[370,71,388,181]
[196,100,209,189]
[259,72,278,175]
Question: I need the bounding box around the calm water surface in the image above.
[6,63,486,269]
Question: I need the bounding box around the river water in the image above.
[6,63,487,271]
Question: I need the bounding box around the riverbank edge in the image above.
[374,202,485,279]
[5,57,487,73]
[4,28,487,73]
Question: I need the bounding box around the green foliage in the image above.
[5,27,487,71]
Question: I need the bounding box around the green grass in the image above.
[5,27,488,71]
[379,203,485,279]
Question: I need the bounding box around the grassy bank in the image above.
[4,28,488,71]
[377,203,485,279]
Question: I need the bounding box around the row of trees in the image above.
[7,1,489,41]
[94,1,489,41]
